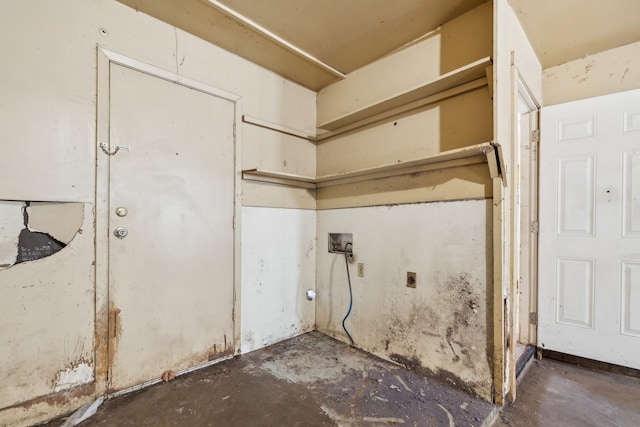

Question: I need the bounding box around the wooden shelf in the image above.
[317,57,493,131]
[241,169,317,189]
[242,142,501,189]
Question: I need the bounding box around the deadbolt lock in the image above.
[114,227,128,239]
[115,207,128,217]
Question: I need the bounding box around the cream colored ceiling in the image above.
[116,0,640,90]
[509,0,640,69]
[215,0,486,74]
[116,0,486,90]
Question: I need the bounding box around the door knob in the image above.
[114,227,128,239]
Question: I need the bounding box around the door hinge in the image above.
[233,123,236,137]
[531,129,540,144]
[531,220,539,234]
[232,215,236,229]
[529,312,538,325]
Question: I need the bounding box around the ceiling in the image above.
[116,0,640,91]
[509,0,640,69]
[214,0,486,74]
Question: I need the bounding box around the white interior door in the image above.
[539,88,640,369]
[108,63,236,392]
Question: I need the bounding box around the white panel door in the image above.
[108,63,235,392]
[539,89,640,368]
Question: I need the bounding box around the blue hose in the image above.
[342,243,355,346]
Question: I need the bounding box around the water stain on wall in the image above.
[209,334,234,361]
[385,272,491,399]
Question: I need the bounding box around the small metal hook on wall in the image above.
[99,143,130,156]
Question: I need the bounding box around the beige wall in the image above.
[317,201,494,401]
[315,2,497,401]
[542,41,640,106]
[317,1,493,128]
[316,2,494,209]
[0,1,316,425]
[507,6,543,102]
[0,0,582,422]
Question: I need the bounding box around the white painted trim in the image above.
[232,99,243,356]
[507,64,541,403]
[95,47,111,397]
[107,378,162,399]
[203,0,346,79]
[516,70,540,349]
[100,48,242,102]
[517,77,540,111]
[108,355,234,399]
[507,64,519,403]
[492,176,505,406]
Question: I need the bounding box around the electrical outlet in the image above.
[407,272,417,288]
[357,263,364,277]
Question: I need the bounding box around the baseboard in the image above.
[515,345,535,379]
[541,349,640,380]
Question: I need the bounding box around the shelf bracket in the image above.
[484,142,506,186]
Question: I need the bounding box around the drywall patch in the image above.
[27,202,84,244]
[0,201,85,268]
[16,231,66,264]
[16,202,67,264]
[52,360,94,393]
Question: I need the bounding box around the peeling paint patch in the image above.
[16,228,66,264]
[27,201,84,244]
[16,202,66,264]
[0,201,85,269]
[53,361,93,393]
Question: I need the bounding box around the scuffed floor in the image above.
[493,358,640,427]
[45,332,497,426]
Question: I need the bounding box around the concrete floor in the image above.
[493,357,640,427]
[44,331,497,427]
[42,332,640,427]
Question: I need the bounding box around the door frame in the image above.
[95,47,243,397]
[514,79,539,348]
[507,64,540,402]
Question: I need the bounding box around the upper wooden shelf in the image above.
[317,57,493,131]
[242,141,501,189]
